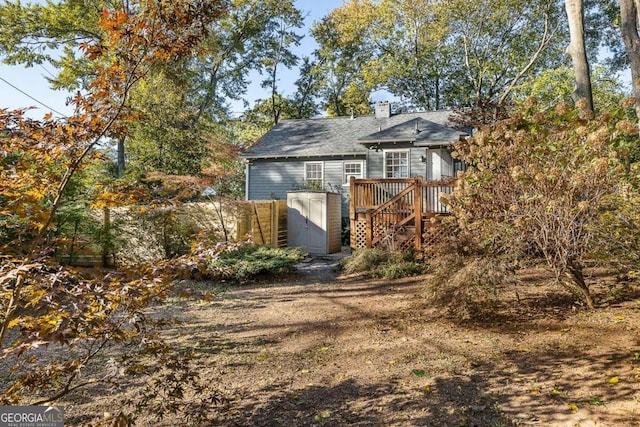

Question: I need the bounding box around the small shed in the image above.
[287,191,342,255]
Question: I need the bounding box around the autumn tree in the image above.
[190,0,304,123]
[0,0,306,177]
[311,0,375,116]
[126,69,208,176]
[0,0,227,418]
[511,65,627,111]
[310,0,567,112]
[256,4,304,124]
[448,99,635,308]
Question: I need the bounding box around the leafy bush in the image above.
[592,189,640,273]
[447,99,634,308]
[206,245,306,281]
[341,248,426,279]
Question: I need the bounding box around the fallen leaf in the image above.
[411,369,428,378]
[313,410,331,421]
[568,403,579,412]
[608,376,619,384]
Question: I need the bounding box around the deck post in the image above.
[350,176,356,249]
[365,210,373,248]
[414,176,423,253]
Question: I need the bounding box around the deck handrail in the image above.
[349,176,456,251]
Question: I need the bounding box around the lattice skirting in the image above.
[422,219,448,257]
[353,220,367,249]
[351,217,449,254]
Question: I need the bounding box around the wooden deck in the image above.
[349,176,454,253]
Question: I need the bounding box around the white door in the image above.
[428,149,442,180]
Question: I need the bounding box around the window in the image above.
[304,162,323,188]
[344,161,364,184]
[453,158,467,175]
[384,150,409,178]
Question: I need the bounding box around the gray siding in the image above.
[323,160,345,190]
[367,147,429,179]
[410,149,428,178]
[247,159,303,201]
[367,150,384,178]
[246,149,453,213]
[247,157,363,216]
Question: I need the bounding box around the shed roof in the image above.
[242,110,466,159]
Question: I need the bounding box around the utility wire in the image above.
[38,63,57,79]
[0,75,68,118]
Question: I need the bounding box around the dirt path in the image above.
[169,262,640,426]
[58,259,640,425]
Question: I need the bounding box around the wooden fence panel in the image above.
[57,200,284,267]
[238,200,287,248]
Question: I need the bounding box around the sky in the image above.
[0,0,345,119]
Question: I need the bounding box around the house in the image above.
[242,101,468,215]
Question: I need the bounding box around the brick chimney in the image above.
[374,101,391,119]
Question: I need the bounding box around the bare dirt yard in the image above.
[65,257,640,426]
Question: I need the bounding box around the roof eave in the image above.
[358,138,415,145]
[242,152,367,160]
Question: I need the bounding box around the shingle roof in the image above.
[357,117,466,147]
[242,110,466,159]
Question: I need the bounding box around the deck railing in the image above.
[350,177,455,214]
[349,176,455,251]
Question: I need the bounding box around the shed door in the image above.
[306,195,326,254]
[288,193,326,254]
[288,195,308,249]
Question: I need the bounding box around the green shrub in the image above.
[206,245,306,281]
[372,258,426,279]
[341,248,391,274]
[342,248,426,279]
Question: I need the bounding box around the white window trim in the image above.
[304,161,324,187]
[383,149,410,178]
[343,160,365,185]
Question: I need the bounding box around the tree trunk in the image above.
[566,261,594,309]
[117,136,125,178]
[619,0,640,123]
[564,0,594,110]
